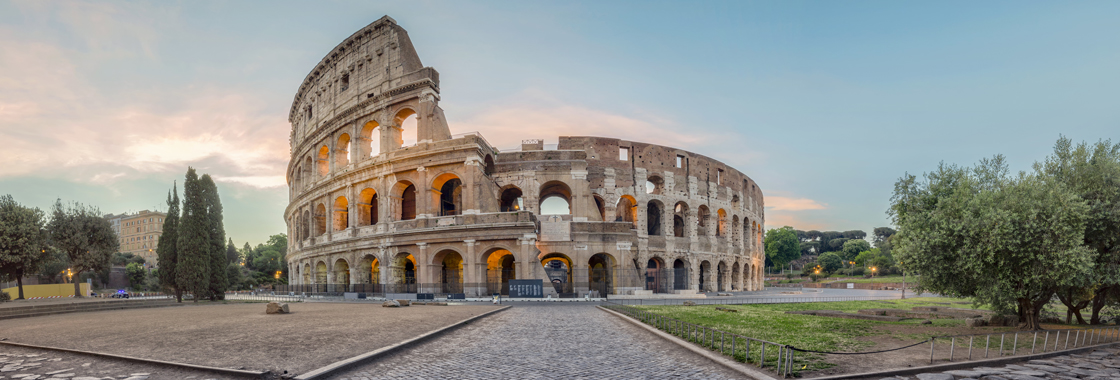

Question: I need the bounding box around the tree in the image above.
[827,238,849,251]
[176,168,210,301]
[872,227,897,247]
[200,174,227,300]
[764,226,800,270]
[0,195,48,300]
[841,239,871,261]
[842,230,867,240]
[241,242,255,270]
[125,262,146,290]
[157,186,182,301]
[890,156,1095,330]
[854,248,881,267]
[46,200,118,297]
[799,241,820,256]
[817,252,842,274]
[225,238,239,265]
[1035,136,1120,324]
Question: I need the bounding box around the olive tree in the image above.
[46,200,118,297]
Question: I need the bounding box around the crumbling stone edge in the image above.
[294,305,512,380]
[806,340,1119,380]
[598,306,779,380]
[0,340,269,378]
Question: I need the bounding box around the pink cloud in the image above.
[765,196,827,211]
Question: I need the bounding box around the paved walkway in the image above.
[332,303,742,380]
[891,347,1120,380]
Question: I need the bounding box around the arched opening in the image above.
[317,145,330,176]
[333,196,349,231]
[673,202,689,238]
[394,182,417,221]
[483,155,495,176]
[699,260,712,292]
[434,250,464,294]
[303,156,312,183]
[645,176,664,195]
[358,188,378,226]
[588,253,614,296]
[433,174,463,217]
[302,263,311,285]
[484,249,516,295]
[616,195,637,228]
[646,201,662,236]
[717,261,727,292]
[717,209,728,237]
[696,205,710,236]
[334,259,350,291]
[732,216,741,247]
[336,133,351,168]
[314,204,327,235]
[293,170,302,192]
[744,218,752,251]
[539,181,572,215]
[500,186,523,212]
[673,259,689,290]
[302,210,310,239]
[315,261,328,285]
[593,195,605,221]
[646,257,668,293]
[390,253,417,293]
[541,253,573,295]
[395,108,418,147]
[731,263,741,291]
[359,255,380,285]
[359,121,380,158]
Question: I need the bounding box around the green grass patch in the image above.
[835,275,919,284]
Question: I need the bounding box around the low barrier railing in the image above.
[607,295,898,306]
[602,301,797,377]
[923,326,1120,364]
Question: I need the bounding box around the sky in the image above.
[1,1,1118,246]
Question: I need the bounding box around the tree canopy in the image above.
[764,226,800,270]
[46,200,118,297]
[0,195,48,299]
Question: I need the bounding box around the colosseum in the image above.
[283,16,765,298]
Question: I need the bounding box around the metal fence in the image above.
[607,295,899,306]
[602,301,796,377]
[924,326,1120,364]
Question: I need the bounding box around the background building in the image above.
[114,210,167,268]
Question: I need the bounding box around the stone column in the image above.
[416,243,429,293]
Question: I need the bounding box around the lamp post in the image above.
[870,266,877,278]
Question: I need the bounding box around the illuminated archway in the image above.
[541,253,573,295]
[484,248,516,295]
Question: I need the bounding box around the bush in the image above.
[852,267,865,276]
[785,273,793,280]
[809,273,824,282]
[0,291,11,302]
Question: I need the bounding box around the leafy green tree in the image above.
[225,238,239,265]
[827,238,849,251]
[37,247,69,283]
[46,200,118,297]
[854,248,881,267]
[241,242,255,270]
[805,230,822,242]
[157,186,182,301]
[226,263,244,290]
[111,252,145,266]
[200,174,227,300]
[764,226,800,270]
[1035,136,1120,324]
[125,262,146,290]
[0,195,48,299]
[252,247,283,275]
[177,168,210,301]
[817,252,842,274]
[799,241,820,256]
[842,230,867,240]
[872,227,896,247]
[841,239,871,261]
[890,155,1094,330]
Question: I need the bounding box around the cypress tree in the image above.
[200,174,228,300]
[176,167,210,301]
[156,186,182,302]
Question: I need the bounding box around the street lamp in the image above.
[870,266,877,278]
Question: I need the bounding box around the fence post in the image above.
[1042,331,1049,353]
[787,347,794,378]
[1032,331,1037,354]
[949,337,955,361]
[985,334,990,358]
[999,334,1005,356]
[930,338,935,364]
[1012,333,1018,355]
[761,343,766,369]
[1065,330,1071,350]
[968,336,974,360]
[776,345,783,375]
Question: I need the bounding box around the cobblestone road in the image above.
[891,347,1120,380]
[332,303,742,379]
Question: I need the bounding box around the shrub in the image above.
[0,291,11,302]
[852,267,865,276]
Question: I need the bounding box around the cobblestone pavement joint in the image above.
[332,303,743,380]
[885,347,1120,380]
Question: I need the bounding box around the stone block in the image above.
[265,302,289,314]
[966,317,987,327]
[396,299,411,306]
[382,299,400,307]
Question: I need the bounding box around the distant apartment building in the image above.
[112,210,167,268]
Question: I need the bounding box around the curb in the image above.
[807,341,1120,380]
[294,305,512,380]
[0,340,269,378]
[598,306,779,380]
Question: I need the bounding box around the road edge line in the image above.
[0,340,269,378]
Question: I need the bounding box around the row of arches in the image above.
[292,108,420,193]
[644,256,757,293]
[618,197,763,253]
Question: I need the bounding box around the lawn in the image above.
[630,297,1003,373]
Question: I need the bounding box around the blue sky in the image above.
[1,1,1117,246]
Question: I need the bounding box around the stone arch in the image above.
[645,256,668,293]
[358,188,378,226]
[432,249,464,294]
[645,175,664,195]
[314,203,327,235]
[333,196,349,231]
[302,262,311,284]
[303,156,312,183]
[699,260,712,292]
[359,120,380,158]
[432,172,463,217]
[317,145,330,176]
[333,258,351,288]
[731,262,741,291]
[717,260,728,292]
[394,107,418,147]
[673,202,689,238]
[616,195,637,228]
[359,254,380,284]
[646,200,663,236]
[588,253,615,296]
[499,185,524,212]
[483,248,517,295]
[390,252,417,292]
[541,252,573,294]
[593,194,606,221]
[696,205,710,236]
[392,181,417,221]
[483,155,495,176]
[302,209,310,239]
[539,181,572,215]
[673,258,690,290]
[315,261,328,285]
[336,133,351,168]
[717,209,728,237]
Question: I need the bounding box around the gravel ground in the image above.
[0,302,500,376]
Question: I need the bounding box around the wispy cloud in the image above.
[765,196,827,211]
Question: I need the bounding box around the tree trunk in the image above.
[1020,296,1048,331]
[72,272,82,297]
[1090,286,1111,325]
[16,276,24,300]
[1057,289,1089,324]
[175,288,182,303]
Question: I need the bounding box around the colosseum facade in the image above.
[283,16,765,298]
